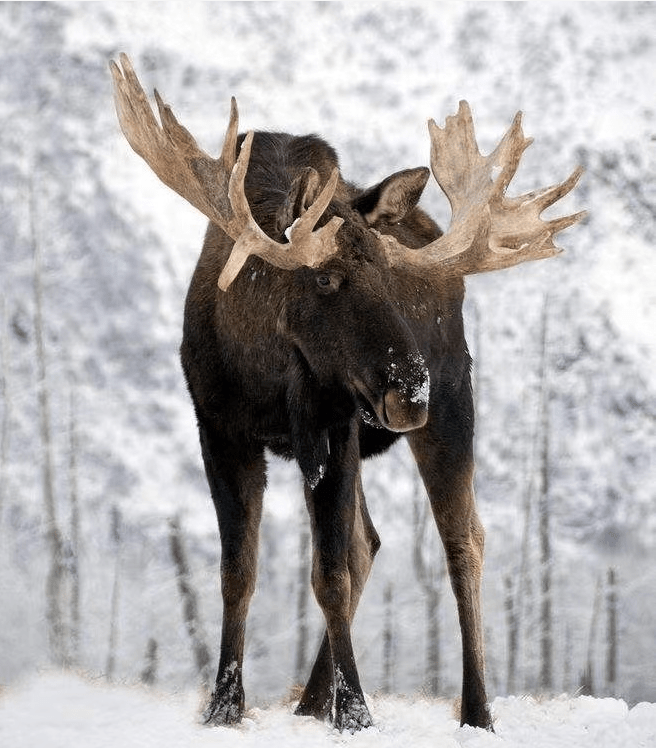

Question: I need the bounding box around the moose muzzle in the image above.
[381,385,429,432]
[354,352,430,433]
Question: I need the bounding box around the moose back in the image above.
[111,54,585,733]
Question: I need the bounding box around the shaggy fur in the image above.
[180,131,492,731]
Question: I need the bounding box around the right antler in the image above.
[110,54,343,290]
[381,101,587,277]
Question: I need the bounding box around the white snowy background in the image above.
[1,1,655,746]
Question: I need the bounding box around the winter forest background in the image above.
[0,0,654,714]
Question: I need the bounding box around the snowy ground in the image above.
[0,672,654,748]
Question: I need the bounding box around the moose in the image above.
[110,54,585,732]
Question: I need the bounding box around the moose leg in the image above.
[408,429,493,731]
[197,422,265,726]
[298,425,374,731]
[295,472,380,721]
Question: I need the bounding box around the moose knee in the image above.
[312,566,351,618]
[221,562,257,608]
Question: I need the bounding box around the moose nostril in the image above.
[383,389,429,432]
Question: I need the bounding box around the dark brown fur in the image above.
[180,131,492,731]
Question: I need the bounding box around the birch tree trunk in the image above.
[140,638,159,686]
[515,387,537,693]
[424,585,441,696]
[294,511,311,684]
[580,576,602,696]
[0,297,10,529]
[537,296,553,693]
[68,387,81,666]
[382,582,394,694]
[29,174,66,668]
[504,574,518,694]
[106,505,122,681]
[606,567,618,695]
[169,515,212,687]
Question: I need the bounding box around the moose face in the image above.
[280,220,430,434]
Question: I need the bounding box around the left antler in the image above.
[382,101,587,276]
[110,54,343,291]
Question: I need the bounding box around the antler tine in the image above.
[111,54,344,292]
[530,164,586,213]
[288,168,341,243]
[154,89,198,153]
[384,101,586,276]
[110,55,163,174]
[547,208,589,236]
[221,97,240,173]
[218,160,343,291]
[488,112,534,199]
[226,130,263,235]
[111,53,239,236]
[216,109,343,289]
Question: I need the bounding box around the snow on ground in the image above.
[0,672,654,748]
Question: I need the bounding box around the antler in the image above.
[109,54,343,290]
[382,101,587,276]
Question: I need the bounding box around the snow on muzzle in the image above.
[353,352,430,433]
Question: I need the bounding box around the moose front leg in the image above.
[408,427,493,731]
[296,472,380,722]
[301,424,373,732]
[197,423,265,726]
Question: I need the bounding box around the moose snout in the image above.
[382,350,430,432]
[382,386,429,432]
[354,353,430,433]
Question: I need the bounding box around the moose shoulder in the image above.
[111,54,586,733]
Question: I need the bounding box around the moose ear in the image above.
[353,166,430,226]
[276,167,322,238]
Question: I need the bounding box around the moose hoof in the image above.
[202,683,244,726]
[333,696,373,733]
[294,695,332,721]
[203,695,243,726]
[460,703,494,732]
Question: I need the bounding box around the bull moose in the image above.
[110,54,585,732]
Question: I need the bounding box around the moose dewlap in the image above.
[110,53,585,733]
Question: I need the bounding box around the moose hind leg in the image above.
[198,424,265,726]
[409,430,493,730]
[295,473,380,722]
[442,498,492,729]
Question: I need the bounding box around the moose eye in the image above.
[315,272,341,293]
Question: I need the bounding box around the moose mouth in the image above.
[352,377,429,433]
